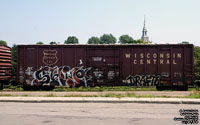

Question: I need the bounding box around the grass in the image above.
[0,94,12,96]
[1,85,158,91]
[184,90,200,98]
[188,87,200,91]
[0,91,199,99]
[1,84,200,92]
[3,85,23,91]
[53,86,158,91]
[1,83,200,98]
[44,93,57,97]
[45,93,162,98]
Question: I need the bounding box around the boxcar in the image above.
[0,45,12,90]
[17,44,194,90]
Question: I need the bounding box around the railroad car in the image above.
[0,45,12,90]
[17,44,194,90]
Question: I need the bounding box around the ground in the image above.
[0,102,199,125]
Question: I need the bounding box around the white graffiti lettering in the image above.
[126,75,160,86]
[31,66,93,87]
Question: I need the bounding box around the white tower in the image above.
[141,17,149,42]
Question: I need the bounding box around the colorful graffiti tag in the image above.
[31,66,92,87]
[126,75,160,86]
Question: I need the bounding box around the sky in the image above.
[0,0,200,47]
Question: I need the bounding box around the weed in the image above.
[44,93,56,97]
[184,90,200,98]
[0,94,12,96]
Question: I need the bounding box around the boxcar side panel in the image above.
[63,47,75,67]
[16,44,194,89]
[0,45,12,81]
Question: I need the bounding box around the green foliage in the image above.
[177,42,200,80]
[134,39,145,43]
[134,39,151,44]
[100,34,116,44]
[49,41,57,45]
[36,41,44,45]
[12,44,17,81]
[87,36,101,44]
[3,84,23,91]
[184,91,200,98]
[12,44,17,61]
[180,41,190,44]
[119,35,134,44]
[194,46,200,80]
[53,86,156,91]
[118,36,150,44]
[0,40,7,46]
[64,36,79,44]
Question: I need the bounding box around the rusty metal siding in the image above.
[86,47,120,86]
[184,46,194,84]
[159,47,172,85]
[145,47,158,74]
[123,47,131,77]
[16,44,194,87]
[121,44,193,86]
[0,45,12,81]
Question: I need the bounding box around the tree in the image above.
[134,39,151,44]
[12,44,17,61]
[87,37,101,44]
[100,34,116,44]
[36,41,44,45]
[119,35,134,44]
[134,39,145,43]
[50,41,57,45]
[194,46,200,80]
[180,41,200,80]
[180,41,190,44]
[12,44,17,81]
[64,36,79,44]
[0,40,7,46]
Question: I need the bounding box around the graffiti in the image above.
[92,57,102,62]
[93,68,103,79]
[79,59,83,65]
[19,66,24,81]
[25,67,33,75]
[126,75,160,86]
[25,67,34,85]
[31,66,92,87]
[108,71,115,80]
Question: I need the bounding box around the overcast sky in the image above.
[0,0,200,47]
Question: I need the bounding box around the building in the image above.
[141,18,150,42]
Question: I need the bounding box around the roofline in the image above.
[17,44,194,47]
[0,45,11,49]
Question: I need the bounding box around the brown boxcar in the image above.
[0,45,12,90]
[17,44,194,90]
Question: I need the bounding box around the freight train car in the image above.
[17,44,194,90]
[0,45,12,90]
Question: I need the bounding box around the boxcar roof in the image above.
[17,44,193,47]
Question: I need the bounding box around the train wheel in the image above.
[156,86,163,91]
[41,86,48,91]
[41,85,54,91]
[194,81,200,88]
[23,85,31,91]
[0,83,3,90]
[50,85,55,90]
[180,86,188,91]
